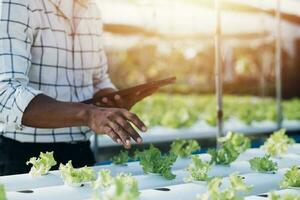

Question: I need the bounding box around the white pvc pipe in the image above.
[246,189,300,200]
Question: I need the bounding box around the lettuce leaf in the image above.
[59,161,96,186]
[209,132,250,165]
[218,132,251,154]
[26,151,57,176]
[92,170,114,190]
[280,166,300,188]
[0,184,7,200]
[184,156,212,182]
[112,150,129,165]
[92,173,140,200]
[198,173,252,200]
[208,143,240,166]
[261,129,295,157]
[270,192,300,200]
[249,155,278,173]
[135,145,177,180]
[170,139,200,158]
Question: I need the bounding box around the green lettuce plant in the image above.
[92,173,140,200]
[59,161,96,186]
[280,166,300,188]
[170,139,200,158]
[261,129,295,157]
[26,151,57,176]
[112,150,130,165]
[218,132,251,154]
[184,156,212,182]
[249,155,278,173]
[208,144,240,166]
[209,132,250,165]
[198,173,252,200]
[92,170,114,190]
[135,145,177,180]
[270,192,300,200]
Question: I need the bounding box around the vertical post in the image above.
[275,0,283,129]
[93,134,99,162]
[215,0,224,147]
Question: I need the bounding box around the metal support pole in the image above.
[93,134,99,162]
[215,0,224,147]
[275,0,283,129]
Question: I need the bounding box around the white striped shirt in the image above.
[0,0,115,143]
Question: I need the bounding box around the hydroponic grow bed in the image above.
[93,119,300,148]
[2,143,300,200]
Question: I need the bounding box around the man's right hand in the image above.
[22,94,147,149]
[86,106,147,149]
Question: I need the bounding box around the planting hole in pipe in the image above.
[257,194,268,198]
[154,188,171,191]
[18,190,34,193]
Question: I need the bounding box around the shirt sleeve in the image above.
[93,49,116,92]
[0,0,43,129]
[92,5,116,93]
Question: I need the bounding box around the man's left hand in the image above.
[93,87,158,110]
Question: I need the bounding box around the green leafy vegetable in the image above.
[135,145,177,180]
[59,161,96,186]
[184,156,212,182]
[218,132,251,154]
[198,173,252,200]
[249,155,278,173]
[132,94,300,128]
[204,113,217,127]
[261,129,295,157]
[208,144,240,165]
[280,166,300,188]
[92,173,140,200]
[270,192,300,200]
[170,139,200,158]
[0,184,7,200]
[112,150,130,165]
[209,132,250,165]
[92,170,114,190]
[26,151,57,176]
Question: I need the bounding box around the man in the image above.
[0,0,155,175]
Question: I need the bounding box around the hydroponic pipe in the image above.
[215,0,225,146]
[275,0,283,129]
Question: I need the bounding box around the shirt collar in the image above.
[49,0,89,20]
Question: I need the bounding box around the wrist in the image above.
[77,103,95,126]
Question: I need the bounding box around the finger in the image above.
[95,101,103,106]
[114,95,124,108]
[115,116,142,144]
[101,97,115,107]
[121,110,147,132]
[108,122,131,149]
[103,126,122,145]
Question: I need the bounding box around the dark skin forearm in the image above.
[22,93,147,149]
[22,94,90,128]
[23,87,117,128]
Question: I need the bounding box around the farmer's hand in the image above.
[87,106,147,149]
[93,87,158,110]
